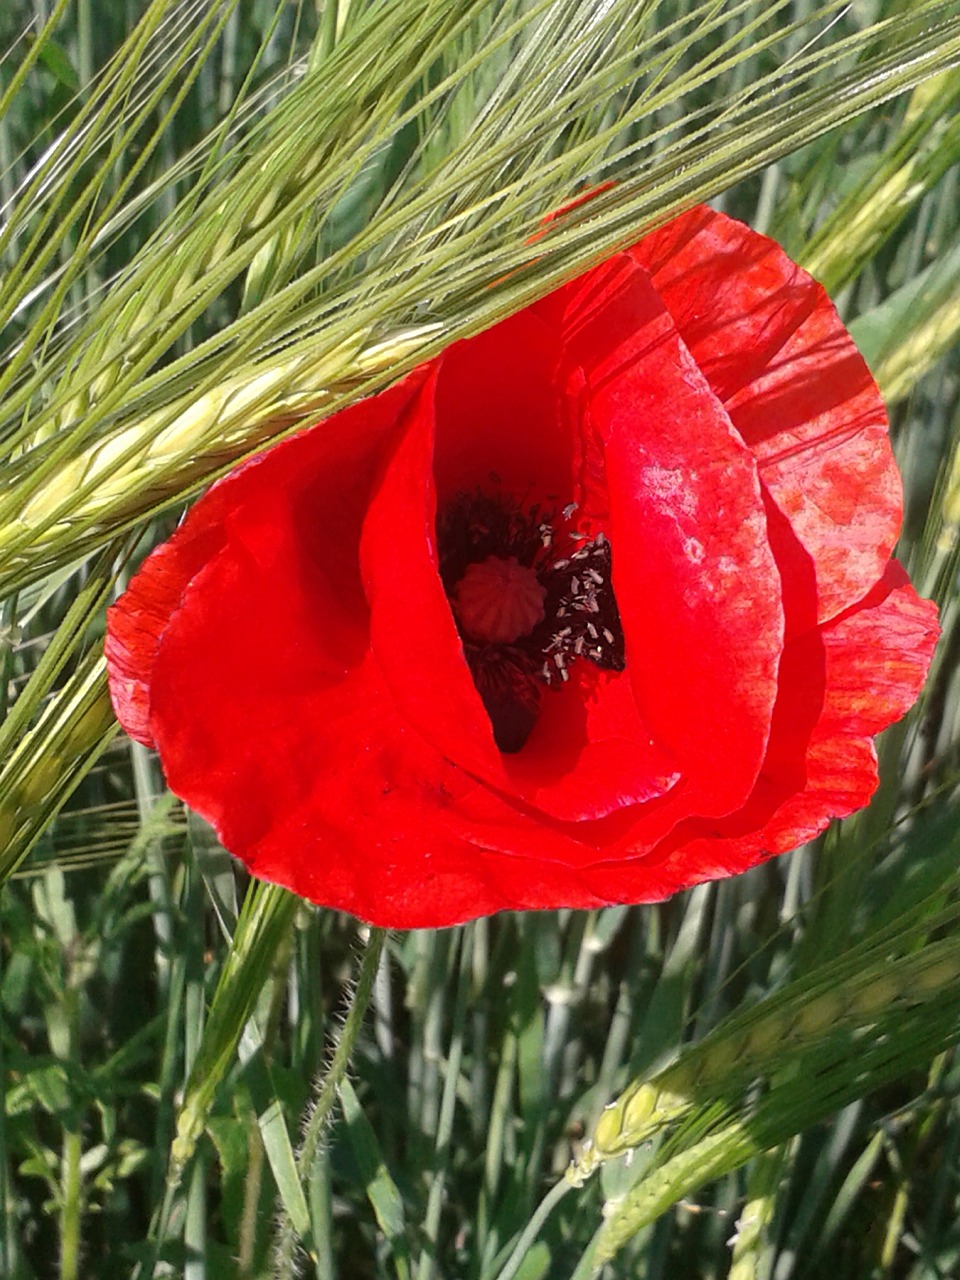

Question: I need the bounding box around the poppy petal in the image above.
[632,206,901,625]
[106,517,228,747]
[108,374,425,745]
[596,561,939,899]
[550,253,785,818]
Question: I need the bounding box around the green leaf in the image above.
[33,37,79,93]
[341,1078,411,1280]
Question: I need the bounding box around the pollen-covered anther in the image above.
[452,555,547,644]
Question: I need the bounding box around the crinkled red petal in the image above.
[570,562,939,903]
[106,517,227,746]
[632,206,901,626]
[543,253,785,818]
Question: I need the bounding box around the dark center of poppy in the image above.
[437,491,626,753]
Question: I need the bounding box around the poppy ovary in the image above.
[452,555,546,644]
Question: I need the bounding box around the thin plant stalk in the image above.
[273,926,388,1272]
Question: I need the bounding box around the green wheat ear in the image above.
[572,927,960,1190]
[3,1,959,600]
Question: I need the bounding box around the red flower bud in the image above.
[106,206,939,928]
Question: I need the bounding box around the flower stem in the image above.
[273,926,388,1273]
[301,927,388,1173]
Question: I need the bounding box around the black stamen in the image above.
[532,533,625,685]
[437,492,547,594]
[466,643,542,754]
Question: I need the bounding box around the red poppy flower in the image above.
[106,205,938,928]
